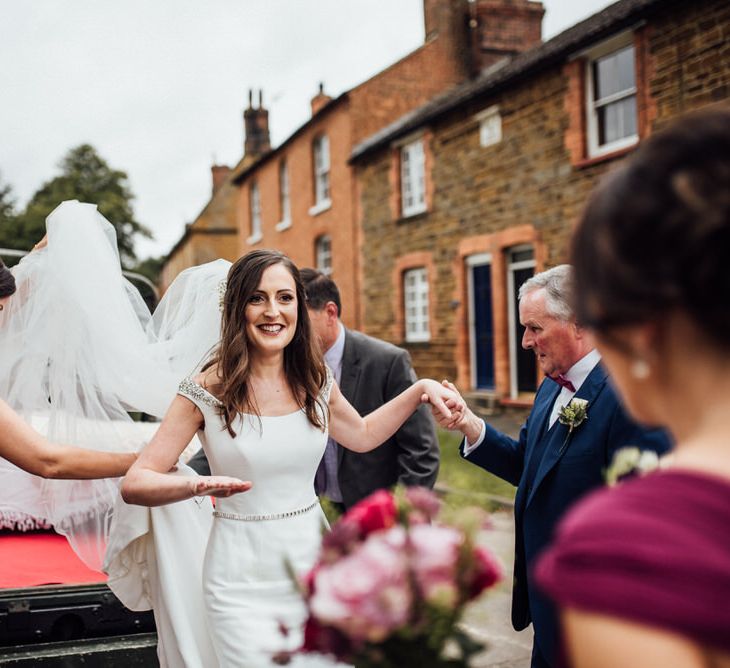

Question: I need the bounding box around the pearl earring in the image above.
[630,358,650,380]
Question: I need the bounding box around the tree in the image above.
[0,175,24,264]
[130,254,166,284]
[14,145,152,267]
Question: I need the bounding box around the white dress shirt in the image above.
[318,323,346,502]
[464,349,601,455]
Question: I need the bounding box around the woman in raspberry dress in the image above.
[535,106,730,668]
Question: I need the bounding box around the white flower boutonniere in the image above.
[557,398,588,454]
[605,447,661,486]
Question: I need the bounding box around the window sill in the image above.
[246,232,263,245]
[396,209,430,225]
[402,338,431,347]
[308,199,332,217]
[401,205,427,219]
[275,219,292,232]
[576,142,637,170]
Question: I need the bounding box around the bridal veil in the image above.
[0,200,229,570]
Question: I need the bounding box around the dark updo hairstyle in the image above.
[0,260,16,299]
[203,249,328,436]
[571,105,730,349]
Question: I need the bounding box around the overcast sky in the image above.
[1,0,615,260]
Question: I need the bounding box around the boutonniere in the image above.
[557,398,588,454]
[605,447,662,486]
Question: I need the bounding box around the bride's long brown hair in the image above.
[203,249,328,436]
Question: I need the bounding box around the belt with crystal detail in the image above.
[212,500,318,522]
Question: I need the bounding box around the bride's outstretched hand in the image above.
[190,476,253,498]
[422,379,466,430]
[419,378,465,425]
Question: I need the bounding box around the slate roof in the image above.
[351,0,674,162]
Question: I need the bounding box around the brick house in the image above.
[350,0,729,404]
[160,91,272,292]
[229,0,545,329]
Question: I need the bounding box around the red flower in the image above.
[301,616,353,659]
[343,489,397,537]
[467,546,503,599]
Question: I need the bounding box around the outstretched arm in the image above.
[121,395,251,506]
[328,378,462,453]
[0,399,136,479]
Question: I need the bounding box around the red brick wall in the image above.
[356,0,729,396]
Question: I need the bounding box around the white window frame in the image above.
[403,267,430,343]
[584,32,639,158]
[247,182,262,244]
[475,105,502,148]
[276,160,291,231]
[315,235,332,276]
[506,245,536,399]
[400,138,427,218]
[310,134,331,214]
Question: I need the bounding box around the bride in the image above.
[121,248,463,667]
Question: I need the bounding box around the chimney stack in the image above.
[469,0,544,73]
[310,82,332,117]
[244,88,271,158]
[211,164,231,195]
[423,0,468,42]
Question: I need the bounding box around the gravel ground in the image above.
[461,409,533,668]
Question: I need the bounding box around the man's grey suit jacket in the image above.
[334,328,439,508]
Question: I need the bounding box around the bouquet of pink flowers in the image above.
[287,488,503,667]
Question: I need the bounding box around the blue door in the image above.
[513,266,537,393]
[472,263,495,389]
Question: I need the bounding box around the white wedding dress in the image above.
[177,377,335,667]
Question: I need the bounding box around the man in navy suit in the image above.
[438,265,670,668]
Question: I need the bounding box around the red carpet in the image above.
[0,531,107,588]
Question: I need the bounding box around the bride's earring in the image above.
[630,358,651,380]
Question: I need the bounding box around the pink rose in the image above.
[467,545,503,599]
[404,486,442,524]
[342,489,397,537]
[409,524,463,607]
[310,527,411,642]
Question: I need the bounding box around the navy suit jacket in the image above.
[462,364,670,664]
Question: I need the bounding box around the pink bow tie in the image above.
[555,374,576,392]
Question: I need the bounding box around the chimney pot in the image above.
[310,83,332,117]
[243,90,271,158]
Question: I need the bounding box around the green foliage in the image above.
[2,145,151,267]
[129,254,166,284]
[0,176,24,265]
[437,429,516,513]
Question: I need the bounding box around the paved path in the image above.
[461,408,533,668]
[465,511,532,668]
